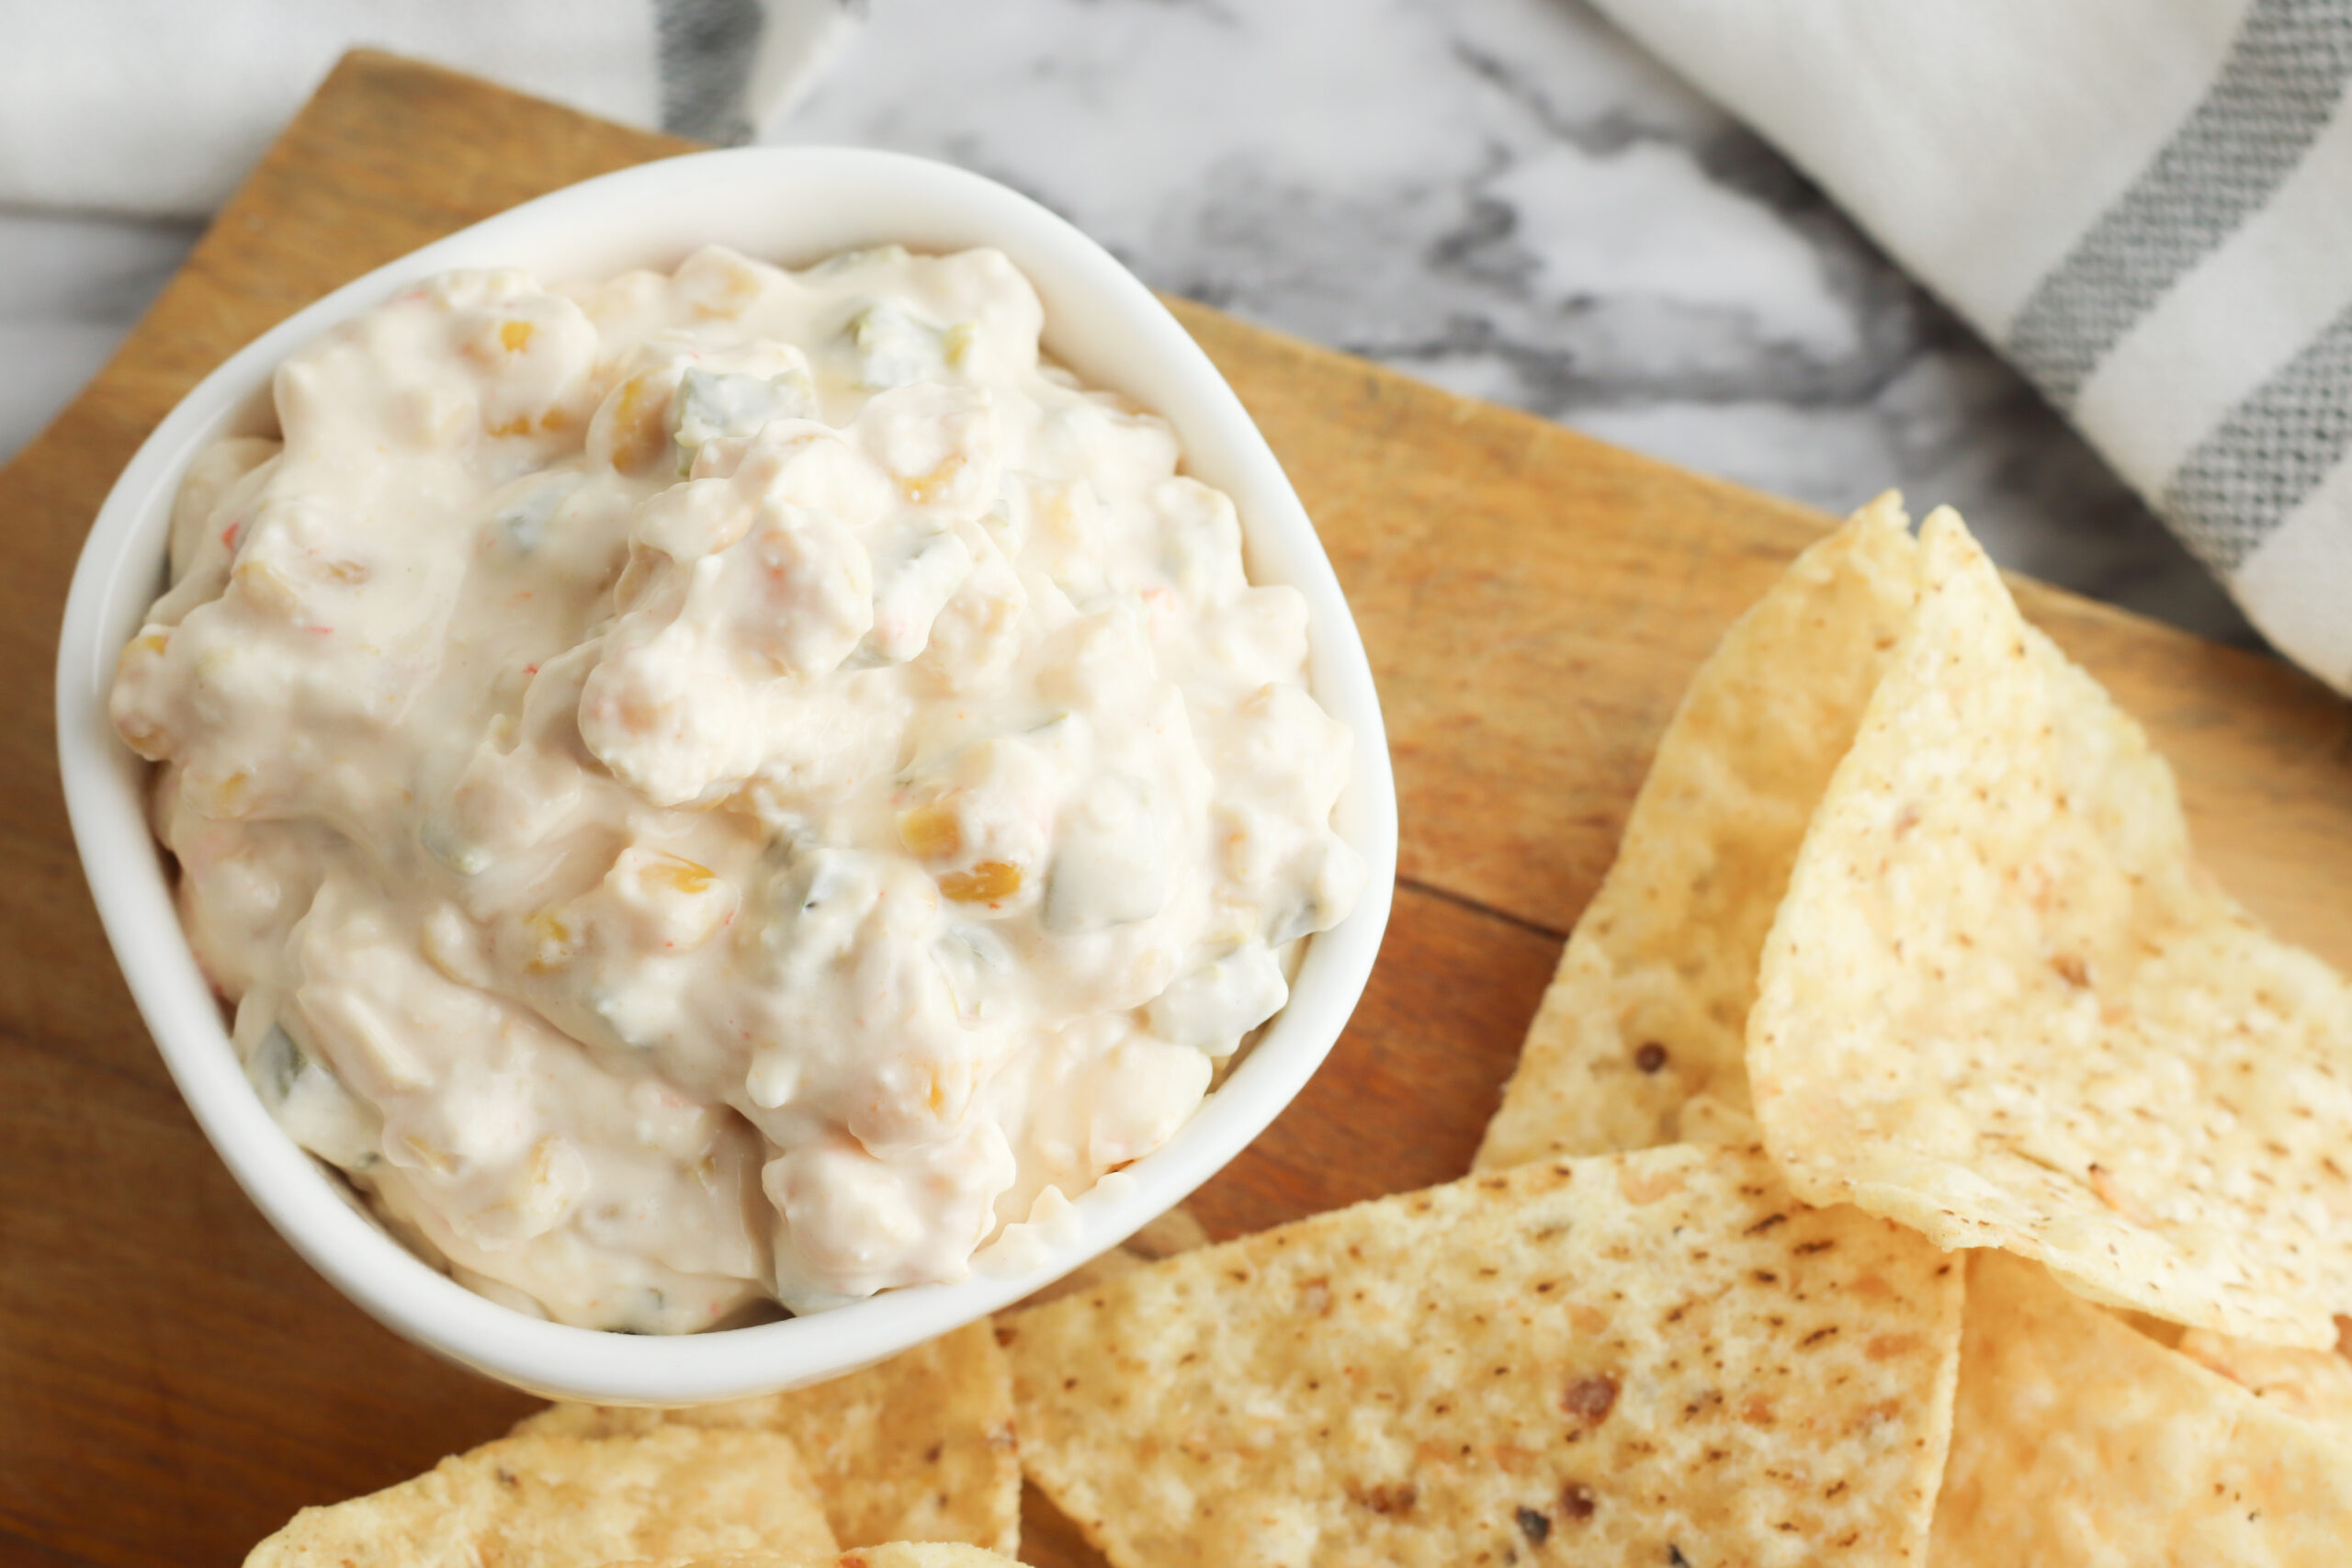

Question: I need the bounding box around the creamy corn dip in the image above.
[108,244,1363,1331]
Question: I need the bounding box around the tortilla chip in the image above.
[1747,509,2352,1348]
[1933,1251,2352,1564]
[1006,1145,1962,1568]
[516,1321,1017,1554]
[244,1427,835,1567]
[607,1547,1022,1568]
[1676,1092,1761,1146]
[2175,1326,2352,1445]
[1476,495,1918,1167]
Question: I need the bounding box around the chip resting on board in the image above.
[1476,495,1918,1168]
[1747,510,2352,1348]
[515,1320,1018,1553]
[1006,1144,1962,1568]
[243,1426,836,1566]
[1932,1251,2352,1565]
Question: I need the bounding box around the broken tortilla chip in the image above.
[1747,509,2352,1348]
[1933,1251,2352,1565]
[1476,495,1918,1167]
[515,1321,1017,1554]
[1006,1144,1962,1568]
[243,1426,835,1567]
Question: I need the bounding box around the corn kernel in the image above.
[117,715,165,757]
[499,319,534,353]
[603,374,672,477]
[905,454,971,505]
[523,906,582,974]
[199,768,254,818]
[898,803,963,862]
[939,860,1021,903]
[645,853,716,896]
[677,250,765,319]
[232,558,303,615]
[400,1135,461,1176]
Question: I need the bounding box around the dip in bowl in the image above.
[56,148,1396,1403]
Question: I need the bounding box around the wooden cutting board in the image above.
[3,52,2347,1568]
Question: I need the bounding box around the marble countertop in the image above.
[0,0,2256,646]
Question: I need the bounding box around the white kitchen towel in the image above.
[1594,0,2352,692]
[0,0,857,219]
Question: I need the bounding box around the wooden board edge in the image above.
[1159,296,2325,712]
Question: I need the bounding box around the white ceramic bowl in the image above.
[55,147,1397,1403]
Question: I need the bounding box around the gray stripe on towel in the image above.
[2006,0,2352,410]
[657,0,766,144]
[2163,299,2352,573]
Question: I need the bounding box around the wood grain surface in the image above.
[1,52,2346,1568]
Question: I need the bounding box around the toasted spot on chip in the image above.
[1563,1372,1621,1423]
[1933,1251,2352,1564]
[1009,1145,1961,1567]
[1617,1162,1688,1205]
[1477,495,1918,1167]
[1748,510,2352,1348]
[243,1427,836,1566]
[514,1320,1016,1553]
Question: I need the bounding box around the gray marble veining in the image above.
[0,210,199,463]
[780,0,2256,644]
[0,0,2259,645]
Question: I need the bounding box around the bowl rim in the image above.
[54,144,1397,1403]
